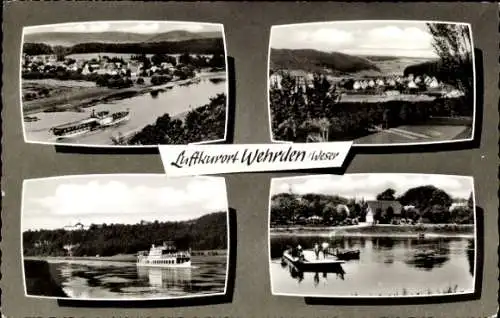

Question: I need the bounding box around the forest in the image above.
[23,38,225,56]
[270,48,380,75]
[126,93,226,145]
[23,212,227,257]
[270,185,474,227]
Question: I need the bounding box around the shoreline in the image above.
[24,249,228,263]
[270,224,475,238]
[270,231,474,239]
[23,71,226,116]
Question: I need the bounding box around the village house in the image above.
[34,240,51,248]
[269,72,283,89]
[63,222,89,231]
[365,200,403,224]
[449,202,469,211]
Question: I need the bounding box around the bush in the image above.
[151,74,172,86]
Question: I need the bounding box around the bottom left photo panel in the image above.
[21,174,230,301]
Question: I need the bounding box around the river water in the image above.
[25,256,227,299]
[270,235,475,297]
[23,74,226,146]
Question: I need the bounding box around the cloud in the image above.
[272,27,354,51]
[360,26,435,52]
[25,21,218,35]
[51,22,111,33]
[24,177,228,230]
[121,22,160,34]
[181,24,205,32]
[272,174,473,200]
[271,22,439,58]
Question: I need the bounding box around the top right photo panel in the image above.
[268,21,475,146]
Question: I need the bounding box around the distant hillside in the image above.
[24,30,222,46]
[270,48,381,75]
[146,30,222,43]
[360,55,401,62]
[23,211,228,257]
[23,38,225,56]
[372,57,437,76]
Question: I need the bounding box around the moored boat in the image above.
[330,248,361,260]
[137,242,191,268]
[49,109,130,139]
[50,117,99,139]
[94,109,131,127]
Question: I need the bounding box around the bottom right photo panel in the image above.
[269,174,477,298]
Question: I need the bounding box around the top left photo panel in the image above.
[20,21,228,148]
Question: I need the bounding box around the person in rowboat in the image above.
[297,244,304,261]
[321,242,329,259]
[314,243,320,260]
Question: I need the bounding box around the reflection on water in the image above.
[136,266,192,289]
[281,260,346,286]
[25,256,227,299]
[24,75,226,145]
[271,236,475,297]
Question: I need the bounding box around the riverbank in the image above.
[22,71,224,116]
[24,249,228,263]
[24,254,137,263]
[270,224,475,238]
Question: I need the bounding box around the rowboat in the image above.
[328,248,361,260]
[282,250,344,272]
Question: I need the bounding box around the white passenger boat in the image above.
[137,242,191,268]
[49,109,130,139]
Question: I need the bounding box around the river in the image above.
[270,235,475,297]
[23,74,226,146]
[25,255,227,299]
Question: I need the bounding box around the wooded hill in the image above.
[23,38,225,56]
[24,30,222,46]
[270,48,381,75]
[23,211,228,257]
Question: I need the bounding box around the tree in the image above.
[450,206,473,224]
[426,23,473,100]
[322,203,336,225]
[376,188,396,201]
[399,185,452,212]
[386,206,395,223]
[374,208,383,224]
[209,54,225,68]
[425,204,451,223]
[270,193,301,224]
[179,52,192,65]
[151,53,167,66]
[467,192,474,209]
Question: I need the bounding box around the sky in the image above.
[270,21,468,58]
[22,175,228,231]
[24,21,222,34]
[271,174,474,201]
